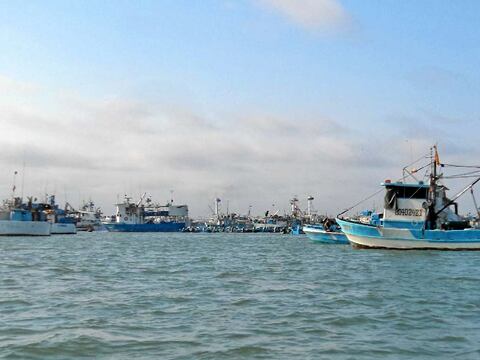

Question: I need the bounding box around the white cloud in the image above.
[0,79,383,216]
[257,0,351,33]
[0,75,39,94]
[3,74,473,217]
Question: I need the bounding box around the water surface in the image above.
[1,233,480,359]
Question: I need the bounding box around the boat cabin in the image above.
[382,180,429,228]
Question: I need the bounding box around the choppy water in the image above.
[1,233,480,359]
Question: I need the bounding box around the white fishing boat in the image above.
[0,200,50,236]
[71,200,105,231]
[337,146,480,250]
[303,223,348,244]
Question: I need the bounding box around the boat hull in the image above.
[337,218,480,250]
[51,223,77,234]
[303,225,349,244]
[77,224,108,232]
[0,220,51,236]
[104,222,186,232]
[291,224,304,235]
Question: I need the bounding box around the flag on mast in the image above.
[434,145,440,166]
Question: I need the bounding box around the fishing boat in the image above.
[43,195,77,234]
[0,197,50,236]
[337,146,480,250]
[104,194,188,232]
[303,223,348,244]
[71,200,106,232]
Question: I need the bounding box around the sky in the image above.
[1,0,480,217]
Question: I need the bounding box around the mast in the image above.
[471,188,480,219]
[20,161,25,201]
[11,171,18,200]
[427,146,438,229]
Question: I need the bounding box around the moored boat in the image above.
[43,195,77,234]
[104,194,188,232]
[50,222,77,234]
[337,146,480,250]
[72,200,105,232]
[303,223,348,244]
[0,198,50,236]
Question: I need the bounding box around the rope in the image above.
[337,187,385,217]
[337,153,434,218]
[337,163,431,218]
[441,163,480,169]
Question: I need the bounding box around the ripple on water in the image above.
[1,233,480,359]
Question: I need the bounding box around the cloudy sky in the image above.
[1,0,480,217]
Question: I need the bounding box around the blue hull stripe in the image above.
[105,222,185,232]
[303,226,349,244]
[337,218,480,244]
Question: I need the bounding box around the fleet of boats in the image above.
[3,146,480,250]
[0,191,188,236]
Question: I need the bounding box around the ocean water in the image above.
[1,233,480,359]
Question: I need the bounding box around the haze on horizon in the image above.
[1,0,480,217]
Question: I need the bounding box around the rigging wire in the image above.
[441,163,480,169]
[337,187,385,217]
[442,169,480,179]
[338,152,435,218]
[444,174,480,179]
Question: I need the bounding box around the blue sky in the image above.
[1,0,480,216]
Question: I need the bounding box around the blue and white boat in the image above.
[291,221,304,235]
[104,194,188,232]
[303,223,348,244]
[69,200,106,232]
[0,197,50,236]
[42,195,77,234]
[337,147,480,250]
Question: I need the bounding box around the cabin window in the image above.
[384,188,397,209]
[385,186,428,202]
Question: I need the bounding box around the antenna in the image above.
[20,160,25,200]
[307,196,314,216]
[170,190,174,204]
[214,198,221,217]
[11,170,18,199]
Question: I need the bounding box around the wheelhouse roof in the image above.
[380,181,430,189]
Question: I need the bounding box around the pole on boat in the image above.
[470,188,480,219]
[426,146,439,229]
[20,160,25,201]
[11,170,18,199]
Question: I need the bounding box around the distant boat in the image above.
[337,146,480,250]
[0,198,50,236]
[291,223,304,235]
[73,200,106,232]
[43,195,76,234]
[50,222,76,234]
[104,194,188,233]
[303,219,348,244]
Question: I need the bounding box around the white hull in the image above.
[76,223,107,232]
[0,220,51,236]
[347,234,480,250]
[51,223,77,234]
[303,226,348,244]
